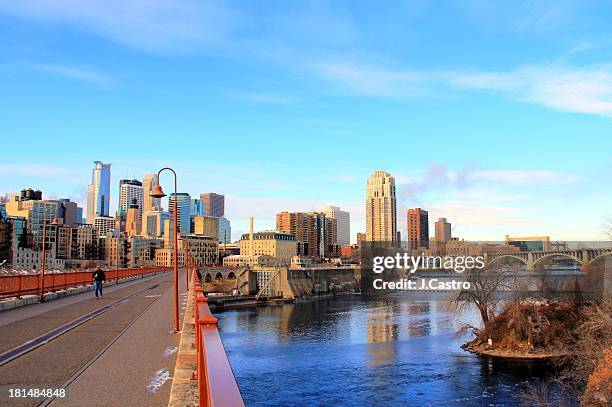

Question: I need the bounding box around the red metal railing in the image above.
[0,268,170,300]
[193,279,244,407]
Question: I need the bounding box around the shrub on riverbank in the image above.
[463,300,580,357]
[462,300,611,405]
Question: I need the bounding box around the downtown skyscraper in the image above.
[365,171,397,245]
[86,161,111,225]
[407,208,429,251]
[200,193,224,217]
[118,179,143,213]
[169,192,191,236]
[142,173,161,212]
[320,205,350,247]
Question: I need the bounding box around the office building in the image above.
[434,218,452,243]
[168,193,191,236]
[365,171,397,245]
[407,208,429,251]
[5,194,61,247]
[142,173,161,212]
[276,211,337,259]
[218,217,231,243]
[86,161,111,224]
[193,215,219,239]
[191,199,204,217]
[320,205,350,247]
[142,210,169,237]
[200,193,225,217]
[119,179,143,213]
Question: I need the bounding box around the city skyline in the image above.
[2,164,611,244]
[1,2,611,240]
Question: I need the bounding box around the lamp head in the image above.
[150,185,166,198]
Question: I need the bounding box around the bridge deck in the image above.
[0,271,186,406]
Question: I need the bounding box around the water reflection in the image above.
[216,293,572,407]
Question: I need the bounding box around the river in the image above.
[216,293,573,406]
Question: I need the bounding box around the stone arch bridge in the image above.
[484,248,612,272]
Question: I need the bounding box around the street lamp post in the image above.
[150,168,180,333]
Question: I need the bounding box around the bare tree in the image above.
[561,301,612,385]
[454,266,512,331]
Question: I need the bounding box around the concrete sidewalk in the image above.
[51,272,188,407]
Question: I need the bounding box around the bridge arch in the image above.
[588,251,612,265]
[532,253,583,268]
[215,272,223,281]
[487,255,528,268]
[228,272,236,279]
[205,273,212,283]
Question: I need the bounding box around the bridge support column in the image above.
[527,253,535,272]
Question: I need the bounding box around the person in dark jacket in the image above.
[92,269,106,299]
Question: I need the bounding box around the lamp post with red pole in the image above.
[150,168,180,333]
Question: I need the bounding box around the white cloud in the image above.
[27,63,112,84]
[470,170,581,184]
[310,60,426,98]
[450,64,612,116]
[308,58,612,117]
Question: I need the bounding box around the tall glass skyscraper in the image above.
[86,161,111,224]
[218,217,232,243]
[169,193,191,236]
[200,193,225,217]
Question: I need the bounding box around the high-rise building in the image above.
[200,193,225,217]
[119,179,143,213]
[5,194,61,247]
[276,211,337,259]
[218,217,232,244]
[169,193,191,235]
[190,199,204,217]
[365,171,397,245]
[141,210,169,237]
[76,207,84,224]
[86,161,111,224]
[193,215,219,239]
[320,205,350,247]
[434,218,451,243]
[407,208,429,251]
[357,232,366,245]
[142,174,161,212]
[58,199,78,226]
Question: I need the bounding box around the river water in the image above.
[216,293,572,406]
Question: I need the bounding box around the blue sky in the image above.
[0,1,611,242]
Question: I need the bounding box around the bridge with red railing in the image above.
[0,266,244,406]
[0,267,169,300]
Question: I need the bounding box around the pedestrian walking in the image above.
[92,268,106,299]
